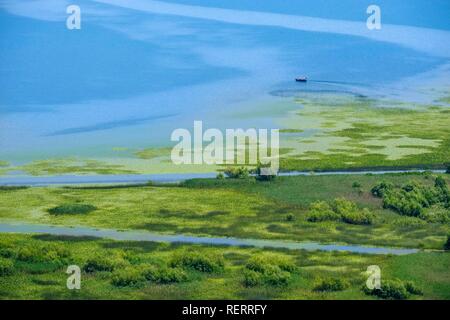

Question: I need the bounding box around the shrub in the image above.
[142,265,188,284]
[331,198,357,215]
[243,269,262,287]
[48,203,97,215]
[307,199,373,225]
[0,247,14,259]
[444,235,450,251]
[419,206,450,223]
[223,167,249,179]
[286,214,294,222]
[341,208,374,225]
[254,163,277,181]
[16,244,70,265]
[314,278,349,292]
[371,182,393,198]
[0,258,14,276]
[363,279,409,300]
[243,255,295,287]
[306,201,340,222]
[435,176,447,189]
[111,267,145,287]
[170,252,224,273]
[216,172,224,179]
[372,179,450,219]
[352,182,361,188]
[404,281,423,295]
[245,255,296,273]
[262,266,290,286]
[83,255,120,273]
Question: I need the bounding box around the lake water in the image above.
[1,0,449,163]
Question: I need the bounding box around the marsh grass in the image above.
[1,174,448,250]
[0,234,447,299]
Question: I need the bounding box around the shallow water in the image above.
[1,1,449,163]
[0,169,445,186]
[0,222,418,255]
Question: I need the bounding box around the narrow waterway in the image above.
[0,222,418,255]
[0,169,445,186]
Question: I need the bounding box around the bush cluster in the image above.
[111,266,145,287]
[170,251,224,273]
[314,278,350,292]
[0,257,14,276]
[16,243,71,265]
[444,235,450,251]
[371,177,450,219]
[141,265,188,284]
[306,198,374,225]
[242,255,296,287]
[111,264,188,287]
[83,254,126,273]
[363,279,423,300]
[48,203,97,215]
[223,167,250,179]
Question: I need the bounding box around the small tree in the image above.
[255,161,277,181]
[445,235,450,251]
[223,166,249,179]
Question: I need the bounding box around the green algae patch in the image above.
[276,94,450,171]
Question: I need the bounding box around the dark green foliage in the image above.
[371,181,393,198]
[83,255,120,273]
[110,264,188,287]
[216,172,225,179]
[0,186,29,191]
[170,251,224,273]
[141,265,188,284]
[254,162,277,181]
[111,267,145,287]
[314,278,349,292]
[16,243,70,265]
[242,255,296,287]
[444,235,450,251]
[0,247,15,259]
[341,208,374,225]
[0,258,14,276]
[435,176,450,206]
[373,178,449,218]
[363,279,423,300]
[243,269,262,287]
[223,167,250,179]
[48,203,97,215]
[352,182,361,188]
[419,205,450,223]
[286,214,294,221]
[243,265,290,287]
[404,281,423,295]
[306,201,340,222]
[306,198,374,225]
[363,279,409,300]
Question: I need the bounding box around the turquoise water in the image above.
[0,0,449,162]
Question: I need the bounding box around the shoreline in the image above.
[0,168,446,186]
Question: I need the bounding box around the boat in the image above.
[295,76,308,82]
